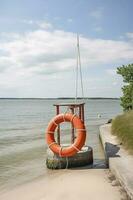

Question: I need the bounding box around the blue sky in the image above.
[0,0,133,98]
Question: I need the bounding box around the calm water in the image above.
[0,99,122,191]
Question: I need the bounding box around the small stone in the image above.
[119,186,126,193]
[111,180,120,186]
[108,172,116,181]
[119,187,129,200]
[121,192,129,200]
[106,119,112,124]
[120,194,128,200]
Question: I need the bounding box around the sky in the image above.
[0,0,133,98]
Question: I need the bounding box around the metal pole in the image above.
[70,107,75,143]
[82,104,85,123]
[56,105,60,145]
[79,105,82,120]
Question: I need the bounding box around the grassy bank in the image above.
[112,110,133,153]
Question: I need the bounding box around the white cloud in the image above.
[22,19,34,25]
[67,18,73,23]
[22,19,53,29]
[126,32,133,40]
[93,26,103,32]
[112,81,118,86]
[37,22,53,29]
[0,27,133,97]
[0,57,12,72]
[1,29,133,77]
[106,69,117,76]
[54,17,60,20]
[89,7,104,20]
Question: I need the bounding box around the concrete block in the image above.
[46,145,93,169]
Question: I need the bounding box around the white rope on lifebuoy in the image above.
[48,142,56,148]
[72,144,80,152]
[46,113,86,157]
[47,131,54,134]
[62,114,66,122]
[71,114,77,122]
[52,120,58,126]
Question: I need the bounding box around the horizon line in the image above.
[0,97,120,100]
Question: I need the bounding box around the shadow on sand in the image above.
[105,142,120,167]
[105,142,120,158]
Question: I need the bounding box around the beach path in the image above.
[0,169,122,200]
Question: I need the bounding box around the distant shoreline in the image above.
[0,97,120,100]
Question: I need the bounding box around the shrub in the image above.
[112,110,133,153]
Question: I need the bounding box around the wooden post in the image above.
[82,104,85,123]
[56,105,60,145]
[79,105,82,120]
[54,103,85,146]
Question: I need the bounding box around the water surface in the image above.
[0,99,122,191]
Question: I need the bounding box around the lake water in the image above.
[0,99,122,191]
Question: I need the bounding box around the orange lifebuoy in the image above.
[46,113,86,157]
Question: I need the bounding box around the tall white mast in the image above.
[75,35,84,102]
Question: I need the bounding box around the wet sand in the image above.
[0,169,122,200]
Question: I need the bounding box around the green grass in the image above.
[111,110,133,153]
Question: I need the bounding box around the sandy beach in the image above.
[0,169,122,200]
